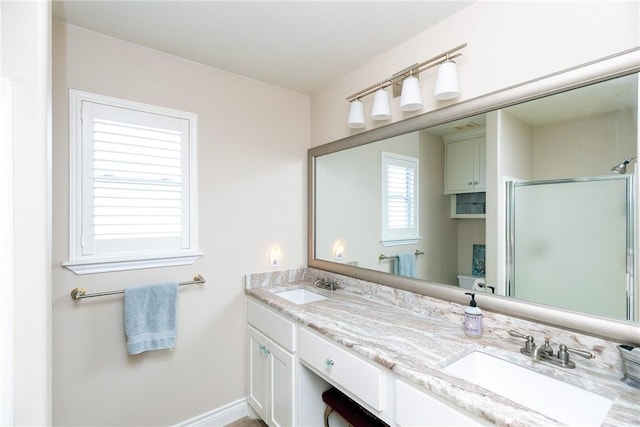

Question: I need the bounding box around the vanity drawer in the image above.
[395,380,484,426]
[299,327,384,411]
[247,298,296,352]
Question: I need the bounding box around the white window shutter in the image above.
[65,90,200,274]
[381,152,420,246]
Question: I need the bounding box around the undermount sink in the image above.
[444,351,612,426]
[274,288,327,304]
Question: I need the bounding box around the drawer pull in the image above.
[325,358,335,368]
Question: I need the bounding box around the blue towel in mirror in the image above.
[124,282,178,355]
[394,253,416,278]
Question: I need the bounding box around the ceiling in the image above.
[52,1,473,94]
[424,73,638,137]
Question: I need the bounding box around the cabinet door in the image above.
[474,138,486,191]
[268,341,295,427]
[248,325,295,427]
[248,327,269,422]
[445,139,475,194]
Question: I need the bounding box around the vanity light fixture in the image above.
[347,99,365,128]
[371,86,391,121]
[346,43,467,128]
[611,155,637,174]
[433,55,461,100]
[399,71,423,111]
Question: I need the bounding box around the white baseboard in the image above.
[173,398,250,427]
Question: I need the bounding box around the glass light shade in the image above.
[347,100,365,128]
[371,88,391,121]
[399,75,423,111]
[434,60,460,100]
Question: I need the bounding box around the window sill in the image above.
[63,252,203,275]
[380,238,422,247]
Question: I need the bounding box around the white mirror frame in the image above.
[308,47,640,343]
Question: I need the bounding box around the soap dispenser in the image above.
[463,293,483,337]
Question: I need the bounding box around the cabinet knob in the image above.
[474,181,479,185]
[467,182,473,186]
[259,344,270,356]
[325,358,334,368]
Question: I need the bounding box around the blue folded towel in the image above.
[393,252,416,278]
[124,282,178,355]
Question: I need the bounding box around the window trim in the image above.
[64,90,201,274]
[380,151,421,247]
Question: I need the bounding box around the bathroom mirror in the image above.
[309,48,640,342]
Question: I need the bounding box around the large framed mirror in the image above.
[309,48,640,342]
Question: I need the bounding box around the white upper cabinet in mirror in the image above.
[309,48,640,342]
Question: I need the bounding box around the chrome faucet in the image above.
[509,330,595,369]
[531,338,555,361]
[314,277,340,291]
[531,344,545,361]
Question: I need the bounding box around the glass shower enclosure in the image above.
[506,175,634,321]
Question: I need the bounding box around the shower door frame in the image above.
[506,175,635,321]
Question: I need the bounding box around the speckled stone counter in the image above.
[245,268,640,427]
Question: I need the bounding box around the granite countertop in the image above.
[245,271,640,427]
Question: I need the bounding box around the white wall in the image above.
[1,1,51,425]
[488,109,534,291]
[533,108,637,180]
[52,22,309,426]
[418,131,458,284]
[0,73,13,427]
[310,1,639,147]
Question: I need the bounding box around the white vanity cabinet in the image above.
[246,296,487,427]
[247,299,296,427]
[395,380,487,426]
[444,135,486,194]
